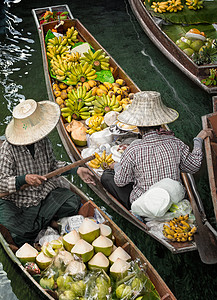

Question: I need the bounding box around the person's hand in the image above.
[77,167,96,185]
[196,129,213,140]
[25,174,47,187]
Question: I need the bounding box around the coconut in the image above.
[63,229,81,252]
[53,250,74,269]
[71,239,94,262]
[109,247,131,264]
[110,258,130,279]
[15,243,38,264]
[36,252,52,270]
[65,260,86,276]
[92,235,113,257]
[88,252,110,272]
[79,218,100,243]
[99,223,112,239]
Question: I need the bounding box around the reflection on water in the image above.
[0,0,34,131]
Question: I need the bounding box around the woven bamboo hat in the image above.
[5,99,60,145]
[117,91,179,126]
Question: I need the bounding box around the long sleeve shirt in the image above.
[114,131,203,204]
[0,137,69,208]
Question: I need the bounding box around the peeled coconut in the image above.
[71,239,94,262]
[110,258,130,279]
[63,229,81,252]
[15,243,38,264]
[88,252,109,272]
[99,223,112,239]
[53,250,74,269]
[36,251,52,270]
[92,235,113,257]
[79,218,100,243]
[109,247,131,264]
[65,260,86,276]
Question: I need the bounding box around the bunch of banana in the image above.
[65,62,97,86]
[92,94,122,116]
[163,215,197,242]
[46,40,68,60]
[186,0,203,10]
[80,49,110,71]
[63,26,79,46]
[167,0,183,12]
[151,1,169,13]
[88,150,114,169]
[86,115,105,135]
[68,86,96,107]
[61,97,90,122]
[61,51,81,62]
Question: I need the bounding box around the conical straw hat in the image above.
[5,99,60,145]
[117,91,179,126]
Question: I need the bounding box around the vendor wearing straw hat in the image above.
[0,99,95,249]
[101,91,212,210]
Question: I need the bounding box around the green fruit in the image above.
[59,290,75,300]
[56,275,73,290]
[71,280,86,297]
[116,284,132,299]
[190,40,204,52]
[183,48,194,57]
[40,276,55,290]
[176,40,191,51]
[131,277,143,292]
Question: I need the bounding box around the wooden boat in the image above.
[0,140,176,300]
[202,95,217,222]
[128,0,217,95]
[31,9,200,254]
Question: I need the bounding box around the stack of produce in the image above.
[86,115,106,135]
[66,120,87,146]
[162,214,197,242]
[88,150,114,169]
[15,218,160,299]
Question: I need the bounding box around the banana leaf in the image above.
[162,24,217,42]
[144,0,217,24]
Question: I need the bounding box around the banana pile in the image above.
[163,215,197,242]
[151,0,185,13]
[46,26,79,60]
[86,115,105,135]
[68,86,96,107]
[92,94,122,116]
[80,49,110,71]
[61,97,90,123]
[88,151,114,169]
[186,0,203,10]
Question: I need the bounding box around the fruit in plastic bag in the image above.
[56,275,73,290]
[39,276,55,289]
[71,280,86,297]
[116,283,132,299]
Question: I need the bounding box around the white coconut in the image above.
[15,243,38,264]
[99,223,112,239]
[71,239,94,262]
[65,260,86,276]
[63,229,81,252]
[53,250,74,269]
[36,251,52,270]
[92,235,113,257]
[88,252,109,272]
[109,247,131,264]
[79,218,100,243]
[110,258,130,279]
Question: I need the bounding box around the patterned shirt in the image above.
[0,137,66,208]
[114,131,203,204]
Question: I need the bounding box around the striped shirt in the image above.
[114,131,203,204]
[0,137,66,208]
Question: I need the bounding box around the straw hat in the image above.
[117,91,179,126]
[5,99,60,145]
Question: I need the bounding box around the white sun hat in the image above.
[5,99,60,145]
[117,91,179,126]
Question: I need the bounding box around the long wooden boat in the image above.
[128,0,217,95]
[202,95,217,222]
[31,8,200,254]
[0,141,176,300]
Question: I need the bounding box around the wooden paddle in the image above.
[0,155,95,198]
[182,173,217,264]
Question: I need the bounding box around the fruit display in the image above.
[39,10,69,25]
[162,214,197,242]
[88,150,114,169]
[186,0,203,10]
[201,68,217,86]
[86,115,106,135]
[149,0,203,13]
[16,218,160,299]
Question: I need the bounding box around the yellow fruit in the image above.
[83,82,91,91]
[67,86,73,93]
[96,88,107,97]
[56,97,64,105]
[59,82,68,90]
[61,90,68,100]
[54,90,61,97]
[53,83,60,91]
[88,80,97,88]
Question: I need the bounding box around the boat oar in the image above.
[182,173,217,264]
[0,155,95,198]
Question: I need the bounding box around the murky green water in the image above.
[0,0,217,299]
